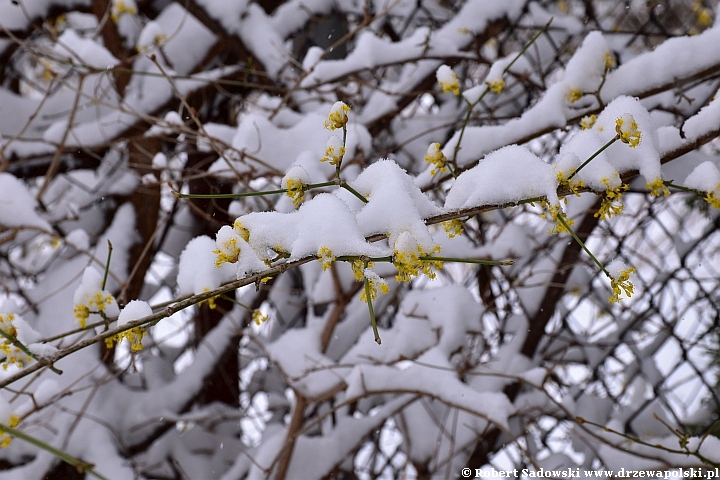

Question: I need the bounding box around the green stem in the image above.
[451,18,552,166]
[0,424,109,480]
[340,182,369,203]
[336,255,393,263]
[0,330,62,375]
[363,262,381,345]
[419,256,514,266]
[556,214,609,277]
[173,188,287,199]
[665,182,700,194]
[337,126,348,179]
[451,99,476,165]
[173,181,337,199]
[575,417,719,468]
[567,136,617,181]
[101,240,112,291]
[502,18,553,75]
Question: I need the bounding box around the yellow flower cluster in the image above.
[0,414,19,448]
[0,314,31,369]
[213,236,239,267]
[580,114,597,130]
[111,0,137,22]
[320,136,346,165]
[424,143,448,176]
[646,178,670,197]
[233,219,250,241]
[117,327,146,352]
[324,102,350,130]
[442,219,464,238]
[350,259,367,280]
[198,288,218,310]
[317,247,336,271]
[393,242,443,283]
[284,178,306,208]
[557,171,586,196]
[542,202,575,235]
[252,310,268,325]
[693,0,713,27]
[74,292,115,328]
[609,266,636,303]
[360,269,390,302]
[605,52,616,70]
[137,33,168,53]
[595,178,629,221]
[486,78,505,94]
[616,114,641,147]
[285,178,305,208]
[436,65,460,95]
[705,190,720,208]
[566,89,583,103]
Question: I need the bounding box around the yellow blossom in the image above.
[595,178,628,220]
[542,202,575,235]
[393,233,443,282]
[74,293,114,328]
[604,52,616,70]
[608,264,636,303]
[705,190,720,208]
[0,414,19,448]
[557,171,586,196]
[424,143,448,176]
[350,259,367,281]
[284,178,306,208]
[646,178,670,197]
[198,288,218,310]
[317,247,335,271]
[436,65,460,95]
[252,310,268,325]
[696,7,713,27]
[580,114,597,130]
[442,219,464,238]
[74,304,90,328]
[0,314,32,370]
[566,89,583,103]
[118,327,145,352]
[213,238,239,267]
[324,101,350,130]
[616,114,641,147]
[233,219,250,242]
[486,78,505,94]
[359,269,390,302]
[321,136,346,165]
[111,0,137,22]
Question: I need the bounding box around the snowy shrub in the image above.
[0,0,720,478]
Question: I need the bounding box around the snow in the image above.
[177,236,236,295]
[684,92,720,140]
[445,145,559,209]
[1,2,720,478]
[684,161,720,193]
[53,29,119,70]
[0,174,52,231]
[344,362,514,431]
[606,260,629,279]
[353,160,441,249]
[290,193,388,259]
[265,326,348,398]
[72,266,120,327]
[118,300,153,326]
